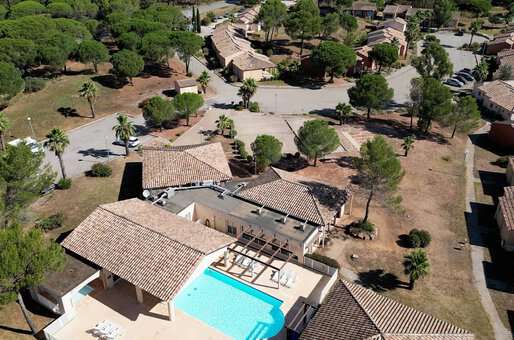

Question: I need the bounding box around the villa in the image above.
[383,4,412,19]
[474,80,514,121]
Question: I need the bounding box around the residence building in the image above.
[496,186,514,251]
[211,22,275,81]
[380,17,407,33]
[351,1,377,19]
[486,32,514,55]
[353,45,376,73]
[236,5,261,34]
[496,48,514,71]
[474,80,514,121]
[174,78,198,94]
[383,4,412,19]
[147,166,352,263]
[142,143,232,191]
[507,157,514,185]
[367,27,408,57]
[297,280,474,339]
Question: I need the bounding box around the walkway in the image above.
[465,123,511,340]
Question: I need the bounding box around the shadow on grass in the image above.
[356,269,406,292]
[58,107,81,118]
[92,74,127,89]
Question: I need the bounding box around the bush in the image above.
[496,156,510,168]
[201,17,211,26]
[57,178,72,189]
[246,155,253,162]
[408,229,431,248]
[248,101,260,112]
[305,253,340,269]
[24,77,47,93]
[36,213,64,231]
[91,163,112,177]
[234,139,248,158]
[355,220,375,232]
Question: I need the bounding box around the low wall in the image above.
[43,311,76,340]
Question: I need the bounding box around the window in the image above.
[227,225,237,235]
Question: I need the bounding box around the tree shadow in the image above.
[0,325,32,335]
[356,269,406,292]
[142,63,172,78]
[78,148,123,159]
[396,234,412,248]
[297,180,351,212]
[274,153,309,171]
[118,162,142,201]
[91,74,127,89]
[162,89,177,98]
[57,107,80,118]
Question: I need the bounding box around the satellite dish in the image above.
[142,190,150,199]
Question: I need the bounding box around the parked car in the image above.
[445,79,463,87]
[460,68,472,74]
[113,136,140,148]
[454,74,468,84]
[8,137,43,153]
[457,72,474,81]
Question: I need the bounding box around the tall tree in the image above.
[412,40,453,79]
[311,41,356,82]
[433,0,455,28]
[295,119,340,166]
[403,249,430,290]
[142,96,175,130]
[216,114,233,136]
[469,20,483,46]
[469,0,491,17]
[170,31,203,74]
[408,77,423,129]
[442,96,481,138]
[321,12,340,38]
[173,92,204,126]
[335,102,352,125]
[197,70,210,94]
[0,143,54,226]
[258,0,288,44]
[369,43,398,72]
[0,62,24,104]
[141,30,174,65]
[113,114,135,156]
[79,80,98,118]
[355,135,404,223]
[44,128,70,180]
[0,111,10,151]
[417,77,453,133]
[77,40,109,73]
[238,78,258,109]
[474,58,489,81]
[0,226,65,334]
[111,49,144,85]
[348,73,393,119]
[251,134,283,172]
[339,13,357,33]
[285,0,321,57]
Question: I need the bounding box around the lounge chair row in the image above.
[93,320,122,340]
[271,269,297,288]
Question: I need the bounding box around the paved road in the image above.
[45,31,487,177]
[465,123,512,340]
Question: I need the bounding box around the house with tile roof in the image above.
[383,4,412,19]
[367,27,408,57]
[351,1,377,18]
[496,186,514,251]
[298,280,474,340]
[142,142,232,191]
[474,80,514,121]
[380,17,407,33]
[486,32,514,55]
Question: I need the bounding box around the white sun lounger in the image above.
[280,271,289,286]
[241,257,252,268]
[285,271,297,288]
[271,271,280,283]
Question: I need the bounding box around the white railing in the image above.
[303,257,338,276]
[43,311,76,340]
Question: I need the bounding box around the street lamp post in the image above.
[27,117,36,138]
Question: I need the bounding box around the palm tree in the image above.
[469,20,483,46]
[44,128,70,179]
[237,78,257,109]
[0,112,10,151]
[403,249,430,290]
[401,135,415,157]
[335,103,352,125]
[79,81,98,118]
[474,59,489,82]
[113,114,135,156]
[197,71,210,94]
[216,114,233,136]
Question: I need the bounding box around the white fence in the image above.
[303,257,338,276]
[43,311,76,340]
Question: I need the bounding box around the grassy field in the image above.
[314,114,495,339]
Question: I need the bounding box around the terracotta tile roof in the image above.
[62,199,235,301]
[142,143,232,190]
[175,78,197,88]
[352,1,377,11]
[488,32,514,47]
[383,4,411,15]
[233,52,276,71]
[237,167,351,226]
[406,7,433,17]
[477,80,514,112]
[237,5,260,24]
[368,27,406,46]
[300,280,474,340]
[499,186,514,231]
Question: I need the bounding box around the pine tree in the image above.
[191,6,196,31]
[196,8,201,33]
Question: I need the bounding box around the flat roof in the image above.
[161,186,319,245]
[40,252,99,297]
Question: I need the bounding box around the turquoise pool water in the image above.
[175,268,285,340]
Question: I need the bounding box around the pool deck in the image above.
[50,251,331,340]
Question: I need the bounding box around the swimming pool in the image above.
[175,268,285,340]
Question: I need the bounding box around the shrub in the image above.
[496,156,510,168]
[36,213,64,231]
[246,155,253,162]
[91,163,112,177]
[24,77,47,93]
[248,101,260,112]
[234,139,248,158]
[57,178,72,189]
[201,17,211,26]
[305,253,340,269]
[356,220,375,232]
[408,228,431,248]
